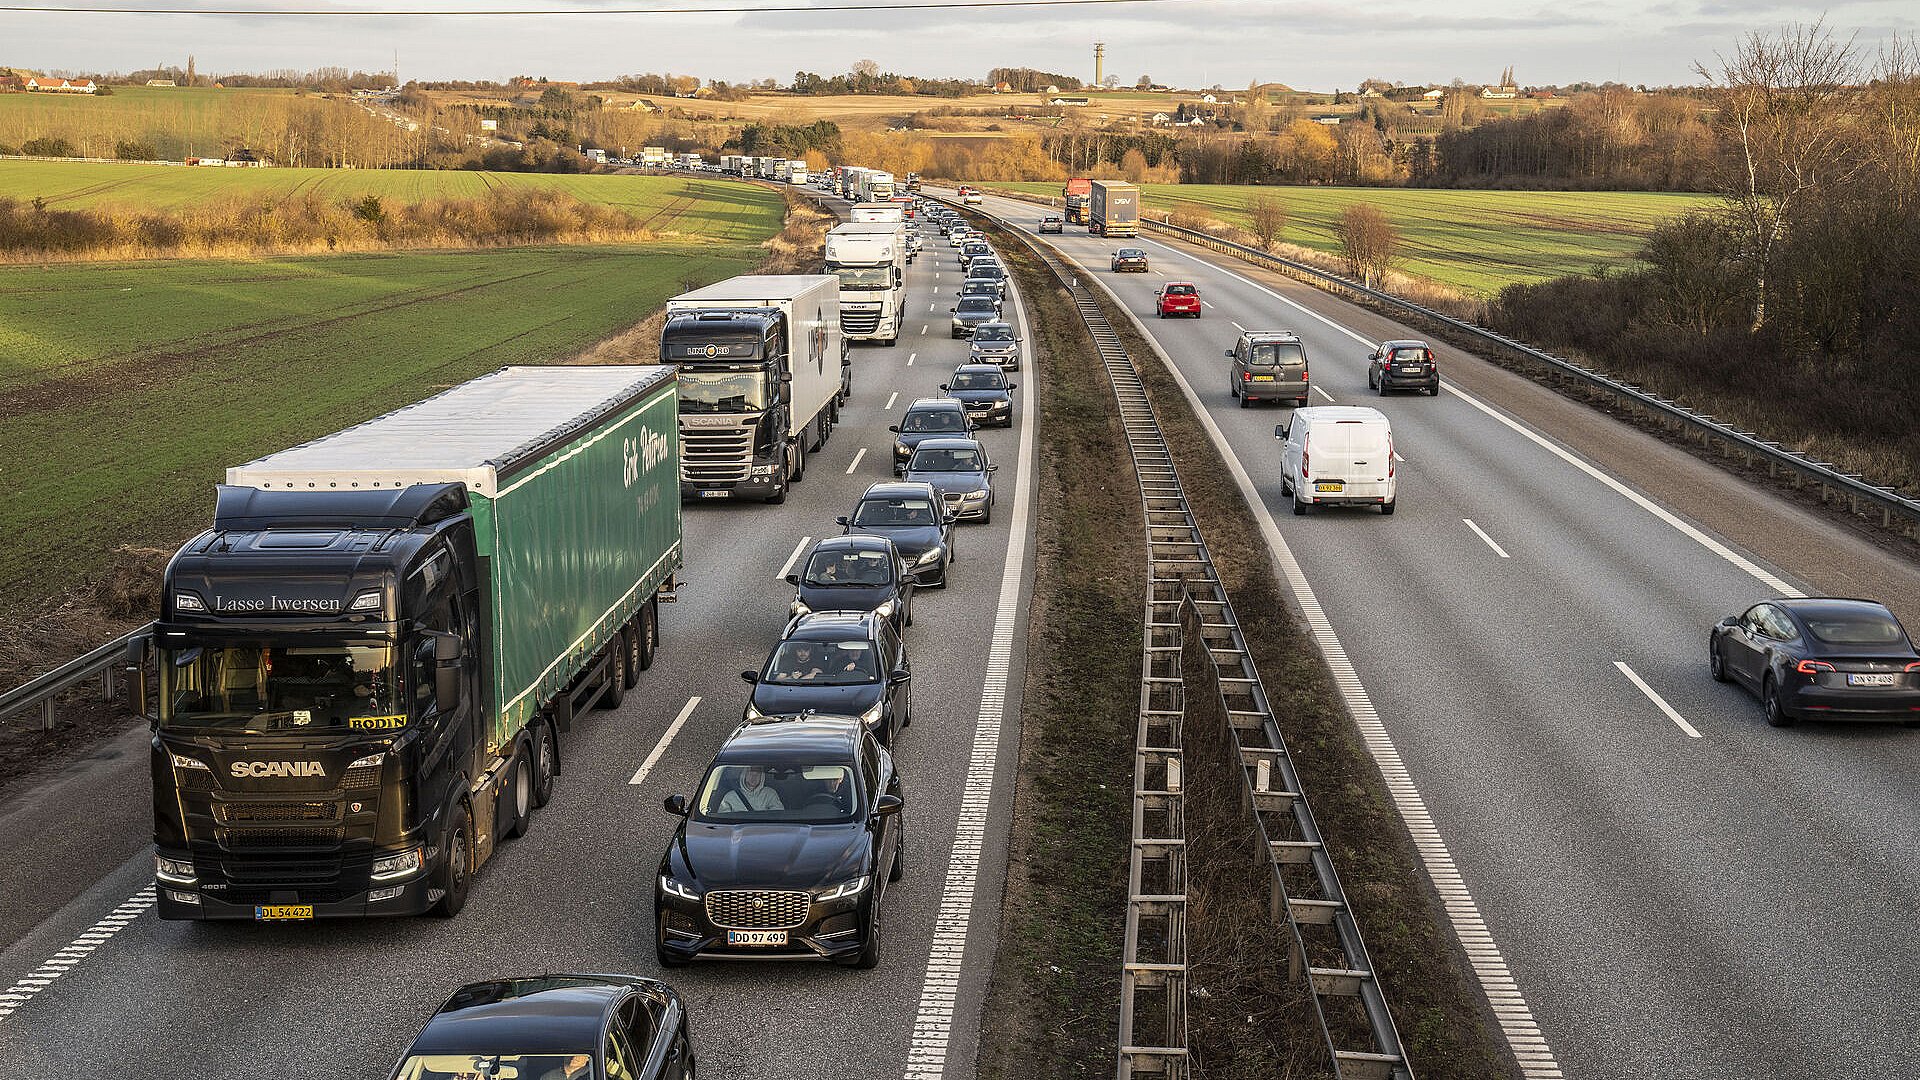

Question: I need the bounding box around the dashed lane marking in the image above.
[775,535,812,581]
[1614,662,1703,739]
[847,447,868,474]
[0,887,157,1023]
[907,352,916,367]
[628,697,704,785]
[1312,385,1336,402]
[885,391,899,411]
[1463,518,1511,559]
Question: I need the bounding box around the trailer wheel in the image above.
[637,600,658,673]
[531,721,558,807]
[600,633,629,710]
[811,414,829,453]
[431,805,473,918]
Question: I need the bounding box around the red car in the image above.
[1156,282,1202,318]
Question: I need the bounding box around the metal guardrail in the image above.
[0,624,153,730]
[955,193,1411,1080]
[980,187,1920,541]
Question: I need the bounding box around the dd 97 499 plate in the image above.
[726,929,788,946]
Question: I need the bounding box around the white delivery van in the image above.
[1275,406,1397,515]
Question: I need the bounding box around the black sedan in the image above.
[388,975,693,1080]
[656,715,904,969]
[787,534,914,633]
[1710,597,1920,726]
[942,364,1016,426]
[840,481,956,587]
[1111,247,1150,272]
[951,295,1001,338]
[891,397,975,475]
[742,611,912,743]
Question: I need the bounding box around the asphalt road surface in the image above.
[0,211,1039,1080]
[958,188,1920,1080]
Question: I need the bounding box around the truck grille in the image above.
[680,428,754,483]
[842,310,883,335]
[220,826,346,850]
[217,801,338,824]
[705,889,810,930]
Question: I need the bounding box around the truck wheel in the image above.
[811,415,829,453]
[767,471,788,505]
[503,750,533,840]
[599,634,629,710]
[793,439,807,481]
[624,617,644,686]
[431,805,473,918]
[1380,499,1396,516]
[636,600,658,673]
[886,337,898,348]
[531,721,558,807]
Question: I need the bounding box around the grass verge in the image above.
[977,223,1143,1079]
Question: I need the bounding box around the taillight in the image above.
[1242,371,1252,381]
[1388,440,1395,478]
[1301,370,1309,380]
[1906,661,1920,673]
[1301,449,1309,479]
[1796,659,1834,675]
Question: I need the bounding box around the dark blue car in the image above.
[787,534,914,633]
[741,611,911,742]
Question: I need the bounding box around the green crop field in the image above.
[0,237,766,611]
[0,160,784,242]
[999,182,1718,295]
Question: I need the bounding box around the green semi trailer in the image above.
[152,365,682,920]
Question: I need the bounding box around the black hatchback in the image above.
[742,611,912,743]
[1710,597,1920,726]
[787,534,914,634]
[891,397,974,474]
[656,715,904,969]
[388,975,693,1080]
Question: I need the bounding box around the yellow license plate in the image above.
[1252,375,1275,382]
[255,904,314,921]
[1315,482,1344,493]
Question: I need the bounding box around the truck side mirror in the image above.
[1274,424,1288,439]
[433,633,463,664]
[780,372,794,384]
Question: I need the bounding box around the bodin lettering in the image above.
[229,760,326,779]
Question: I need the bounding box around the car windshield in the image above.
[1248,343,1305,367]
[949,371,1005,390]
[910,447,983,473]
[854,497,939,526]
[1119,249,1144,258]
[1804,613,1909,645]
[393,1054,592,1080]
[679,369,771,413]
[804,550,893,587]
[972,326,1014,343]
[962,283,996,296]
[160,642,405,733]
[763,640,880,685]
[1165,285,1195,295]
[902,409,966,433]
[969,266,1003,279]
[693,763,860,824]
[958,298,997,314]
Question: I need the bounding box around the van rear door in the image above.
[1320,420,1391,483]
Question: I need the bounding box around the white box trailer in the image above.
[826,222,907,347]
[661,275,846,503]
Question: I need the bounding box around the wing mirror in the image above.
[1008,384,1018,390]
[888,668,911,685]
[1225,349,1236,358]
[1274,424,1288,439]
[938,384,949,393]
[887,425,900,433]
[950,306,957,313]
[836,515,851,527]
[872,794,904,816]
[663,794,689,817]
[943,513,958,524]
[784,573,800,586]
[987,464,999,472]
[740,670,760,684]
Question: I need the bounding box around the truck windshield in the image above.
[160,642,405,733]
[679,370,771,413]
[833,266,893,290]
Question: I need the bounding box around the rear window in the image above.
[1390,347,1432,361]
[1165,285,1195,295]
[1247,343,1305,366]
[1805,613,1908,645]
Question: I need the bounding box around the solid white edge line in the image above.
[1127,227,1804,599]
[1613,662,1704,739]
[1045,233,1566,1079]
[885,391,899,412]
[0,887,157,1023]
[900,248,1037,1080]
[775,535,812,582]
[846,447,868,475]
[628,697,705,785]
[1463,518,1512,559]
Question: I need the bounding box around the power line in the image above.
[2,0,1195,14]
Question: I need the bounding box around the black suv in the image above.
[1367,339,1441,395]
[1110,247,1150,272]
[743,611,912,743]
[389,975,694,1080]
[656,715,904,969]
[891,397,974,473]
[787,534,914,633]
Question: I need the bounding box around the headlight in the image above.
[964,490,988,501]
[895,442,911,456]
[914,548,943,566]
[155,856,196,885]
[873,600,896,619]
[661,875,701,902]
[860,700,885,725]
[347,752,386,769]
[816,875,870,901]
[371,848,423,882]
[169,752,209,771]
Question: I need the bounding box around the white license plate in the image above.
[1398,366,1425,374]
[726,930,788,946]
[698,490,730,499]
[1315,482,1344,493]
[1848,673,1897,687]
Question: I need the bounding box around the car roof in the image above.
[1773,597,1904,621]
[718,715,862,758]
[905,397,965,412]
[971,321,1013,333]
[1381,339,1428,349]
[1162,281,1196,288]
[412,977,635,1055]
[951,363,1006,376]
[1240,329,1301,343]
[911,437,983,452]
[811,534,896,555]
[862,480,941,500]
[1293,405,1390,424]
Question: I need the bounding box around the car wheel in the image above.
[431,805,473,918]
[1430,383,1441,396]
[598,633,628,709]
[1296,397,1309,407]
[1380,499,1396,516]
[889,820,905,883]
[1709,640,1729,683]
[1376,378,1386,395]
[1230,381,1239,399]
[904,597,913,628]
[981,501,992,525]
[1763,675,1795,727]
[1280,476,1293,497]
[1239,393,1251,409]
[530,720,558,807]
[851,902,882,969]
[1293,491,1310,515]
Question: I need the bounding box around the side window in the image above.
[409,558,454,715]
[860,733,883,793]
[1765,607,1799,641]
[619,998,656,1065]
[880,624,901,671]
[1741,605,1766,633]
[606,1024,642,1080]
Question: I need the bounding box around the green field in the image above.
[0,161,784,242]
[1000,182,1718,294]
[0,238,766,610]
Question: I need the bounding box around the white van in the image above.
[1275,406,1397,515]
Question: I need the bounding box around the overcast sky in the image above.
[6,0,1914,90]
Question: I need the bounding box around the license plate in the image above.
[1398,366,1425,374]
[1252,375,1275,382]
[1315,482,1344,493]
[1848,673,1897,686]
[255,904,313,921]
[726,930,788,946]
[698,490,730,499]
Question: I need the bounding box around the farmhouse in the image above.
[1422,88,1446,101]
[146,79,176,87]
[24,77,97,93]
[1050,96,1089,106]
[993,81,1012,93]
[1481,84,1518,99]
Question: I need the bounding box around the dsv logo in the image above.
[229,760,325,779]
[623,429,671,488]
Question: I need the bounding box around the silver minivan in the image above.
[1228,330,1309,408]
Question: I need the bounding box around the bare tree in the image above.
[1247,193,1287,249]
[1695,19,1867,328]
[851,59,880,80]
[1335,204,1396,287]
[1102,74,1120,90]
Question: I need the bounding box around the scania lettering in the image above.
[152,366,684,920]
[663,275,846,504]
[826,221,908,347]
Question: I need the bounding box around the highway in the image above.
[0,208,1038,1079]
[956,188,1920,1080]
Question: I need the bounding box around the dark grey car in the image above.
[904,437,996,524]
[890,397,974,474]
[1227,330,1310,408]
[787,534,914,633]
[839,481,956,587]
[942,365,1016,427]
[951,295,1001,338]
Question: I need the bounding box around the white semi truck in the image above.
[825,222,907,349]
[787,159,810,185]
[849,204,905,224]
[662,275,847,504]
[853,169,895,202]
